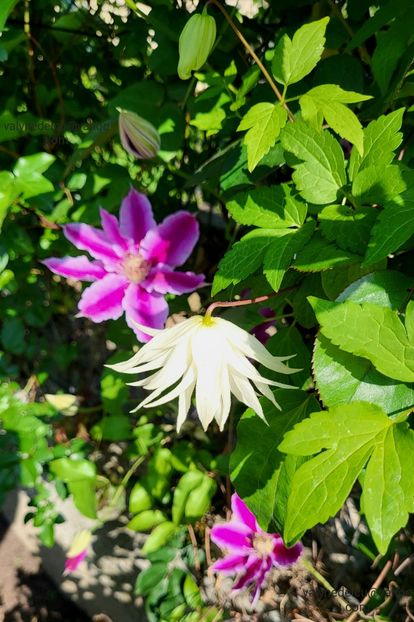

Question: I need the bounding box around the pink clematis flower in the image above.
[44,189,204,341]
[64,530,91,575]
[210,493,302,603]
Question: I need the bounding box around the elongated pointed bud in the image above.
[118,109,160,159]
[178,9,216,80]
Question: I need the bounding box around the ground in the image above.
[0,517,91,622]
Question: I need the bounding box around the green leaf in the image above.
[135,563,168,596]
[321,262,387,301]
[183,574,202,609]
[314,270,414,412]
[1,316,25,354]
[101,365,129,416]
[293,233,362,272]
[0,171,18,231]
[371,8,414,94]
[142,522,177,554]
[230,390,320,531]
[405,301,414,343]
[184,474,216,522]
[50,458,96,482]
[226,184,307,229]
[172,471,204,524]
[352,164,406,206]
[313,334,414,412]
[128,510,167,532]
[212,224,314,296]
[265,326,311,389]
[361,422,414,552]
[13,153,56,176]
[364,187,414,266]
[211,228,273,296]
[237,103,287,172]
[67,479,97,519]
[13,152,56,200]
[292,273,325,329]
[0,0,17,32]
[281,121,346,204]
[263,221,315,291]
[91,414,131,441]
[279,402,414,552]
[309,297,414,383]
[272,17,329,86]
[129,483,153,514]
[349,109,404,180]
[336,270,414,307]
[318,204,377,254]
[299,84,371,154]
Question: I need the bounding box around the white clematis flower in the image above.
[109,315,298,432]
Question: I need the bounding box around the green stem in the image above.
[123,0,147,19]
[180,75,197,109]
[302,558,350,612]
[111,455,146,507]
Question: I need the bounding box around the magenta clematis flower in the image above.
[44,189,204,341]
[210,493,302,603]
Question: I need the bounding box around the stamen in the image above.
[122,253,151,283]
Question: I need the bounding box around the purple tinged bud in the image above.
[178,9,217,80]
[118,109,160,159]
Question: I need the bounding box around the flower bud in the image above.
[177,10,217,80]
[118,109,160,159]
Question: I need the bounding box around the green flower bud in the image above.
[178,10,217,80]
[117,109,160,159]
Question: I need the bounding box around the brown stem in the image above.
[207,0,294,120]
[205,285,297,317]
[187,524,201,573]
[346,560,392,622]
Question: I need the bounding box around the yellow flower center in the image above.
[201,314,217,327]
[252,534,274,558]
[122,253,150,283]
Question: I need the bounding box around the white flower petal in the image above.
[229,373,265,421]
[143,339,190,391]
[177,378,196,432]
[191,326,223,430]
[218,317,299,374]
[215,366,231,431]
[112,354,168,375]
[141,366,196,409]
[254,381,281,409]
[225,344,283,388]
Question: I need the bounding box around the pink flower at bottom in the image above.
[210,493,302,603]
[64,530,91,575]
[43,189,204,342]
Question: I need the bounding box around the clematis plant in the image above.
[64,530,92,575]
[110,310,298,431]
[211,493,303,602]
[44,189,204,341]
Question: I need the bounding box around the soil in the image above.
[0,517,91,622]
